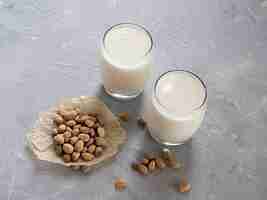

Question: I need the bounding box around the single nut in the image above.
[148,160,156,172]
[86,138,95,147]
[63,154,71,162]
[79,133,90,142]
[97,127,105,137]
[85,119,95,127]
[141,158,150,165]
[95,137,107,147]
[66,120,76,127]
[73,124,81,129]
[117,112,129,122]
[54,114,64,124]
[74,140,84,152]
[54,134,65,144]
[63,143,74,154]
[71,152,80,162]
[54,145,63,155]
[58,124,66,133]
[87,144,96,154]
[155,157,166,169]
[80,126,90,134]
[137,164,148,175]
[178,177,191,193]
[72,128,80,136]
[70,136,79,145]
[81,152,95,161]
[89,129,96,137]
[114,178,127,191]
[95,146,103,157]
[63,131,72,138]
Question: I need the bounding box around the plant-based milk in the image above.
[101,23,153,99]
[143,70,207,145]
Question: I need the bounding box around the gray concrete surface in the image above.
[0,0,266,199]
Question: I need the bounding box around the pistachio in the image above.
[85,119,94,127]
[74,140,84,152]
[63,143,74,154]
[71,152,80,162]
[81,152,95,161]
[54,134,65,144]
[87,144,96,154]
[78,133,90,142]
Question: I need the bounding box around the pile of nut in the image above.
[52,108,107,163]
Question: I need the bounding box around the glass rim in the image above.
[153,69,208,116]
[102,23,153,59]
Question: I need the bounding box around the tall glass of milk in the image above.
[100,23,153,100]
[143,70,207,145]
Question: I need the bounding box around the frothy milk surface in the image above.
[104,25,152,66]
[155,71,206,116]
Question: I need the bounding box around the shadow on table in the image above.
[96,86,144,139]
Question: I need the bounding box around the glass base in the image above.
[148,128,192,146]
[104,86,143,100]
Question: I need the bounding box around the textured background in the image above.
[0,0,267,199]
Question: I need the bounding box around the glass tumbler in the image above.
[100,23,153,100]
[143,70,207,145]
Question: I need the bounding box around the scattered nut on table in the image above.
[114,178,127,191]
[178,177,191,193]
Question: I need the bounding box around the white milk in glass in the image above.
[100,23,153,100]
[143,70,207,145]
